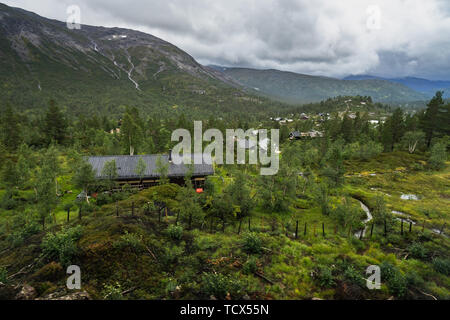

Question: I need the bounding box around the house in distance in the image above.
[88,151,214,190]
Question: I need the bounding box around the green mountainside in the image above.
[0,3,283,119]
[214,67,428,104]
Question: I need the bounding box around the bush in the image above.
[317,265,335,288]
[7,221,40,247]
[432,257,450,276]
[380,262,407,297]
[386,271,407,297]
[41,226,83,267]
[96,193,113,206]
[344,266,365,287]
[167,225,183,241]
[161,245,184,267]
[0,267,7,284]
[242,232,263,254]
[201,273,243,299]
[0,190,18,210]
[102,282,124,300]
[113,231,144,253]
[408,242,428,260]
[242,257,258,275]
[405,271,425,288]
[428,142,447,171]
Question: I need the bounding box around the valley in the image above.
[0,2,449,302]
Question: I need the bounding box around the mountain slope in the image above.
[344,75,450,98]
[213,67,428,104]
[0,3,252,118]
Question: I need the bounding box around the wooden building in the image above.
[88,152,214,189]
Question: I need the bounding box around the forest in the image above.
[0,91,449,300]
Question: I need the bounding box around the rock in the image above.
[312,297,323,300]
[210,295,217,300]
[39,291,91,300]
[15,284,37,300]
[243,294,250,300]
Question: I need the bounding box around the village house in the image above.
[289,130,324,140]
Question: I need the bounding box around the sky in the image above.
[3,0,450,80]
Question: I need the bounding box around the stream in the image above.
[354,200,373,238]
[352,200,446,238]
[126,54,141,91]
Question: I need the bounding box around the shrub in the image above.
[7,221,41,247]
[41,226,83,267]
[161,245,184,267]
[102,282,124,300]
[405,271,425,288]
[428,142,447,171]
[0,190,18,210]
[242,257,258,275]
[201,273,243,299]
[344,266,365,287]
[242,232,263,254]
[167,225,183,241]
[96,193,113,206]
[386,271,407,297]
[0,267,7,284]
[380,262,407,297]
[317,265,335,288]
[432,257,450,276]
[408,242,428,260]
[113,231,144,253]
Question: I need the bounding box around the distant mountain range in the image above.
[344,75,450,98]
[210,66,429,104]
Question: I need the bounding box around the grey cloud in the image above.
[4,0,450,80]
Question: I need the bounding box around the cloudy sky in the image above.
[4,0,450,80]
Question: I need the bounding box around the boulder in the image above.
[15,284,37,300]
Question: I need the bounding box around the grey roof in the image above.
[87,154,214,180]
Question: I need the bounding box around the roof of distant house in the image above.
[87,154,214,180]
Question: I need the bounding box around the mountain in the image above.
[0,3,262,118]
[344,75,450,98]
[212,67,429,104]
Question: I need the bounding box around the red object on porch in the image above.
[196,188,204,194]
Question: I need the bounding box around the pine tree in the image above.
[44,100,67,144]
[0,104,21,151]
[420,91,444,148]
